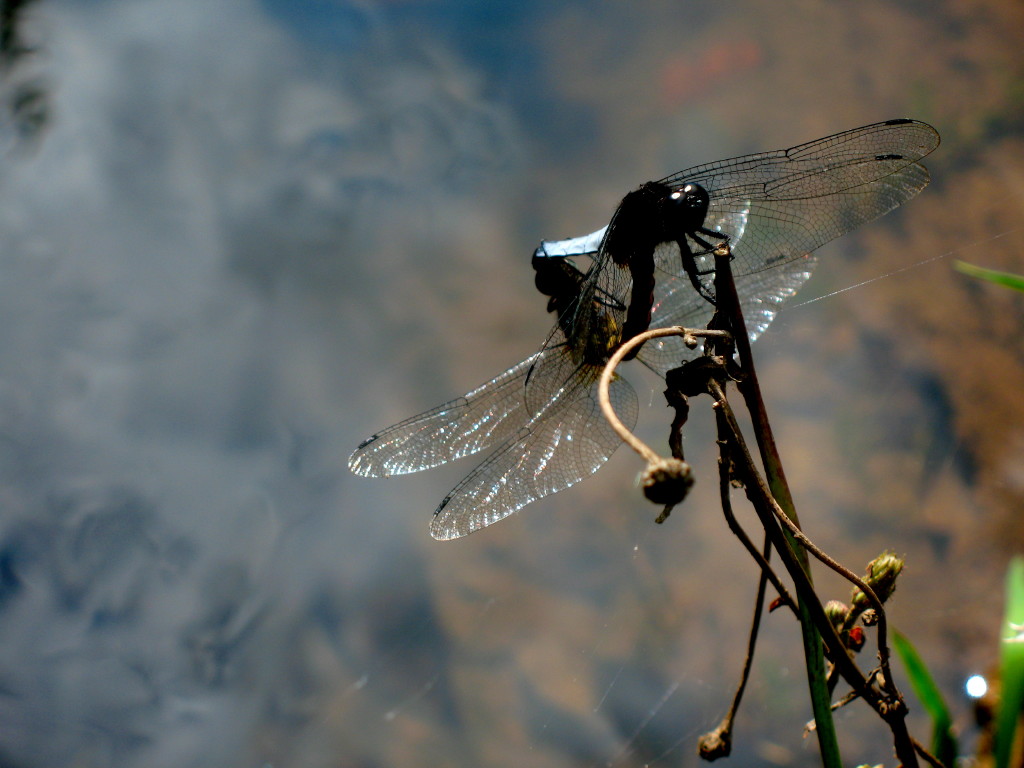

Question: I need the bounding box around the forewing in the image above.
[430,368,639,540]
[557,121,938,374]
[659,120,938,194]
[637,120,938,370]
[348,354,539,477]
[659,119,939,278]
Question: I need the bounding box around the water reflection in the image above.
[0,1,1021,766]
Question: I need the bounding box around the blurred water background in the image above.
[0,1,1021,766]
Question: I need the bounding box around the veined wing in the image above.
[353,119,939,538]
[347,309,627,482]
[430,361,638,540]
[348,354,539,477]
[637,243,818,373]
[538,121,938,371]
[350,226,636,484]
[658,119,940,281]
[532,215,805,374]
[636,120,939,371]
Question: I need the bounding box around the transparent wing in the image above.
[348,354,539,477]
[352,119,940,535]
[659,119,939,281]
[555,120,938,366]
[633,120,938,370]
[347,318,615,480]
[660,119,938,195]
[637,245,818,373]
[430,367,638,540]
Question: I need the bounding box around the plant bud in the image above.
[851,551,904,607]
[641,458,693,506]
[824,600,850,630]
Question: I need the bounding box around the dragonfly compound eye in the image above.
[666,182,711,233]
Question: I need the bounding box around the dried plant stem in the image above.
[717,482,796,616]
[599,336,927,765]
[708,245,844,767]
[593,239,932,765]
[707,245,914,759]
[707,378,918,766]
[597,326,730,465]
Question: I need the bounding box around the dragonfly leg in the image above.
[696,227,731,249]
[678,234,719,305]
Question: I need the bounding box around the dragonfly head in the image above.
[666,182,711,233]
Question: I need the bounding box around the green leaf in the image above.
[954,261,1024,292]
[996,557,1024,768]
[893,629,958,765]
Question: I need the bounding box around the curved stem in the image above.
[597,326,730,464]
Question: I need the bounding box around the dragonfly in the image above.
[349,119,940,540]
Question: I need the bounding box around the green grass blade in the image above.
[954,261,1024,292]
[893,629,958,765]
[996,557,1024,768]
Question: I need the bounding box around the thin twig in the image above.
[710,243,914,765]
[712,409,796,616]
[701,357,900,705]
[912,737,948,768]
[599,324,903,752]
[698,441,776,760]
[708,378,876,692]
[698,494,777,759]
[717,497,796,617]
[754,496,901,703]
[829,688,861,712]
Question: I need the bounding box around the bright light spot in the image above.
[965,674,988,698]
